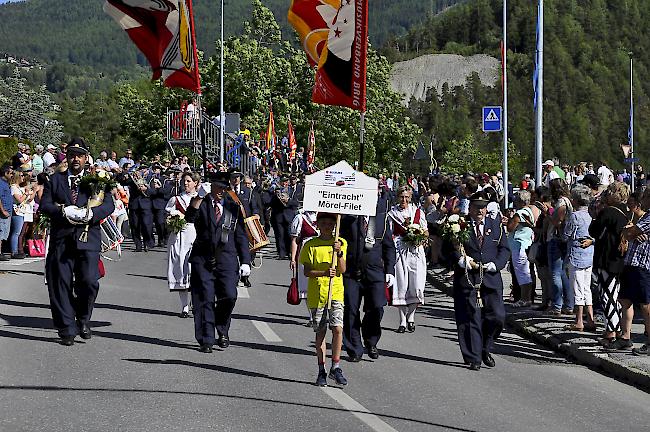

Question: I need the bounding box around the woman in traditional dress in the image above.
[389,186,429,333]
[290,209,318,325]
[165,172,200,318]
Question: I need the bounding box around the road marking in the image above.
[237,286,250,298]
[250,320,282,342]
[321,387,399,432]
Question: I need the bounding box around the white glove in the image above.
[239,264,251,277]
[63,205,87,223]
[458,256,475,269]
[385,274,396,287]
[82,208,94,223]
[484,262,497,273]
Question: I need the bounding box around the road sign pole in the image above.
[502,0,509,209]
[630,56,635,193]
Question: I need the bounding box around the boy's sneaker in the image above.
[316,370,328,387]
[632,344,650,356]
[603,338,633,351]
[328,367,348,386]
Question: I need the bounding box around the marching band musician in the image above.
[270,175,293,259]
[186,171,251,353]
[123,164,155,252]
[149,162,169,247]
[340,182,396,361]
[448,192,510,371]
[40,138,115,346]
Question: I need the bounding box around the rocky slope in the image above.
[390,53,499,104]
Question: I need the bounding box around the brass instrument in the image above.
[131,171,149,196]
[276,188,289,207]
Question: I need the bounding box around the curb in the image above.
[426,270,650,393]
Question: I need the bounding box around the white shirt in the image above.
[597,166,614,186]
[68,170,85,188]
[43,152,56,168]
[544,170,559,187]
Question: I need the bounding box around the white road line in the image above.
[237,286,250,298]
[250,320,282,342]
[321,387,399,432]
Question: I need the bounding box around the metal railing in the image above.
[166,109,257,177]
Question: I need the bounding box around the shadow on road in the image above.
[0,384,480,431]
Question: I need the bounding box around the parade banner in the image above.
[303,160,378,216]
[289,0,368,111]
[104,0,201,93]
[307,121,316,165]
[265,103,277,152]
[288,116,298,162]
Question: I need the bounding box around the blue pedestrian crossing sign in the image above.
[482,106,502,132]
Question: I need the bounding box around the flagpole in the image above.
[359,112,365,172]
[186,0,206,176]
[219,0,225,162]
[502,0,509,209]
[534,0,544,186]
[630,54,635,193]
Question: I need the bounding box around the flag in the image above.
[307,121,316,165]
[288,116,298,162]
[265,104,276,152]
[104,0,201,93]
[533,0,541,111]
[289,0,368,111]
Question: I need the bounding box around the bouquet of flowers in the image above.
[166,214,187,234]
[403,218,429,248]
[437,214,471,245]
[77,171,117,242]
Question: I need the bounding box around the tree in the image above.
[202,0,421,174]
[0,68,63,146]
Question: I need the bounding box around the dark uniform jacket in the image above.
[185,197,251,270]
[341,195,396,283]
[40,171,115,252]
[449,216,510,290]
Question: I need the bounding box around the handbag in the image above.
[527,242,540,264]
[27,239,46,257]
[286,277,300,305]
[98,259,106,279]
[385,283,393,306]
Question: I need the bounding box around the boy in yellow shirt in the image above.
[299,212,348,386]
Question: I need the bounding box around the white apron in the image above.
[389,204,427,306]
[166,193,197,291]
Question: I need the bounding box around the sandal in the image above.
[564,324,584,332]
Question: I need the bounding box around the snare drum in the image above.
[244,215,269,251]
[100,217,124,253]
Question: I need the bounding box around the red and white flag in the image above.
[265,103,277,152]
[289,0,368,111]
[288,116,298,162]
[307,121,315,165]
[104,0,201,93]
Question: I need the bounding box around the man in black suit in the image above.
[449,192,510,370]
[39,138,115,346]
[341,187,396,361]
[228,169,258,217]
[149,163,168,247]
[270,175,293,259]
[124,165,155,252]
[185,171,251,353]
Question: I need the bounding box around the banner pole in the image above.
[359,112,365,172]
[327,214,341,310]
[186,0,201,94]
[197,94,208,177]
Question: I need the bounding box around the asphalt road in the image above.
[0,244,648,432]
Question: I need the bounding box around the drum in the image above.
[244,215,269,251]
[100,217,124,253]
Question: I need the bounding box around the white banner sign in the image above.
[303,161,378,216]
